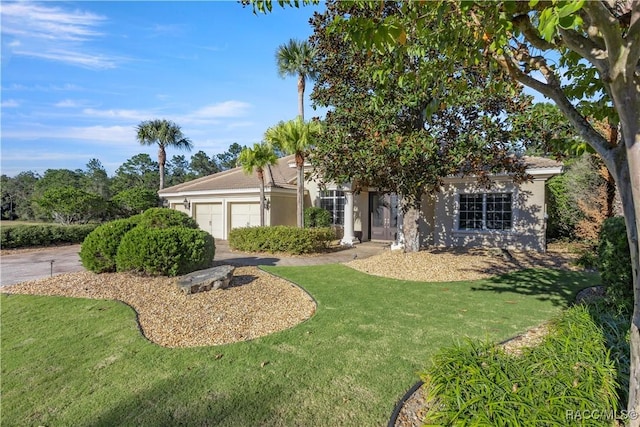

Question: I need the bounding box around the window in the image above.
[458,193,512,231]
[319,190,345,225]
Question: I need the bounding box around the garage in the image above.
[230,202,261,230]
[194,203,223,239]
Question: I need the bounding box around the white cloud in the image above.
[192,101,252,118]
[1,99,20,108]
[0,2,121,69]
[55,99,81,108]
[82,108,157,122]
[2,125,134,145]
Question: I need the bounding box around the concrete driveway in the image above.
[1,240,389,287]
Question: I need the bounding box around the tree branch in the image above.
[582,0,624,62]
[512,14,555,50]
[496,48,613,163]
[557,27,609,71]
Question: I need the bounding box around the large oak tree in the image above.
[248,0,640,418]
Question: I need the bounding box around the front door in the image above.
[370,193,398,241]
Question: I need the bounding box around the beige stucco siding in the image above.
[432,178,548,252]
[268,192,297,226]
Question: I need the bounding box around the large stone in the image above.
[175,265,235,295]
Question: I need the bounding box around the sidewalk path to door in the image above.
[1,240,390,287]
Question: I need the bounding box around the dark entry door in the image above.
[370,193,398,241]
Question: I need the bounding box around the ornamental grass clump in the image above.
[421,304,621,425]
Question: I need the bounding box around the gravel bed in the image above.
[2,267,315,348]
[346,245,580,283]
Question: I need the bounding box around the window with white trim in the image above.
[458,193,512,231]
[319,190,345,225]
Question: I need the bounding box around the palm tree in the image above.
[238,143,278,227]
[264,118,322,228]
[276,39,317,121]
[136,119,192,190]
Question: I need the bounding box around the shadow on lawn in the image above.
[87,372,285,427]
[470,269,600,307]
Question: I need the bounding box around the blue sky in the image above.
[1,1,326,177]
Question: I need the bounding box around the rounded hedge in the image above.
[115,226,215,276]
[136,207,199,230]
[80,217,140,273]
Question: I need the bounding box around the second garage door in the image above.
[194,203,223,239]
[230,202,261,230]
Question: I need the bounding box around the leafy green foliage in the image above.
[136,207,199,230]
[598,217,633,313]
[115,226,214,276]
[36,186,107,225]
[216,142,244,171]
[228,225,334,254]
[546,174,580,240]
[1,224,98,249]
[421,304,620,425]
[189,150,220,177]
[112,187,159,217]
[309,1,532,210]
[79,217,141,273]
[110,154,160,194]
[304,207,331,228]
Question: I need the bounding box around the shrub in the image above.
[79,217,140,273]
[0,223,98,249]
[115,226,214,276]
[598,216,632,312]
[228,226,335,255]
[304,207,332,228]
[136,207,199,230]
[421,305,620,425]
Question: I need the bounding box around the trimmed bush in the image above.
[136,207,199,230]
[79,217,141,273]
[421,305,620,425]
[228,226,335,255]
[1,223,98,249]
[116,226,214,276]
[304,207,332,228]
[598,216,632,312]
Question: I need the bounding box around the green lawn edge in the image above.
[1,265,598,426]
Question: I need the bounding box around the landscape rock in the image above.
[176,265,235,295]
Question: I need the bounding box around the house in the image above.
[158,154,562,252]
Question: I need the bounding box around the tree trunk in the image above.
[298,74,305,121]
[621,141,640,424]
[296,158,305,228]
[258,168,265,227]
[158,145,166,191]
[400,197,421,253]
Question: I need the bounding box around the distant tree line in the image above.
[0,143,245,223]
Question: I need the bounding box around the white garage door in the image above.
[194,203,223,239]
[230,202,261,230]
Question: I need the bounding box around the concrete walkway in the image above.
[0,240,389,287]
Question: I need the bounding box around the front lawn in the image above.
[1,266,597,426]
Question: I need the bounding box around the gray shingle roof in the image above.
[158,154,298,195]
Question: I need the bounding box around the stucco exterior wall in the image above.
[268,192,297,226]
[431,178,548,252]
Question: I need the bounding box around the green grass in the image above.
[1,266,598,426]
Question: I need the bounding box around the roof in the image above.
[522,156,563,170]
[158,154,298,195]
